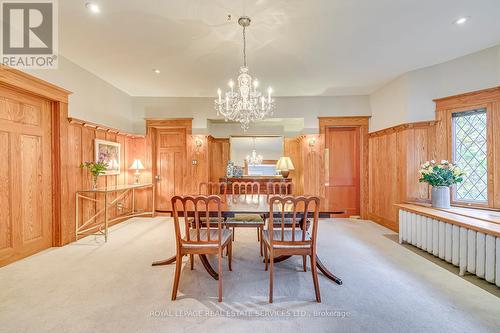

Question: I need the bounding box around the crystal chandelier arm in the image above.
[243,25,247,67]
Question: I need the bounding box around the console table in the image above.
[76,183,155,241]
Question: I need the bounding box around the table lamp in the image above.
[130,159,145,184]
[276,157,295,178]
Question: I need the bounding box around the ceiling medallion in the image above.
[215,16,275,131]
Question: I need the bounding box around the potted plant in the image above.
[419,160,465,209]
[80,161,108,189]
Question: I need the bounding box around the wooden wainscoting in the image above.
[368,121,437,231]
[282,135,324,198]
[208,137,230,183]
[284,137,303,194]
[208,136,231,182]
[64,118,148,244]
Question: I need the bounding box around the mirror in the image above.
[230,136,284,176]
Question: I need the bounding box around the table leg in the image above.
[152,256,176,266]
[315,255,343,285]
[152,255,219,280]
[104,192,108,242]
[264,254,342,285]
[198,255,219,280]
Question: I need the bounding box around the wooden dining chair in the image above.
[199,182,227,197]
[171,195,233,302]
[197,182,228,223]
[231,181,260,195]
[265,182,304,229]
[262,196,321,303]
[266,182,293,196]
[226,181,264,255]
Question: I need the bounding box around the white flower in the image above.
[430,160,436,164]
[441,160,449,165]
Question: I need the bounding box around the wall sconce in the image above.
[308,137,317,152]
[194,136,203,153]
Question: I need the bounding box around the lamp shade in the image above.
[276,157,295,171]
[129,159,145,170]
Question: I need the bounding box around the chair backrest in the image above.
[171,195,224,248]
[199,182,227,196]
[231,181,261,195]
[268,196,320,248]
[267,182,293,195]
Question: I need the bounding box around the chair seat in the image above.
[265,217,308,227]
[189,216,225,222]
[262,230,311,248]
[182,229,232,248]
[226,214,264,226]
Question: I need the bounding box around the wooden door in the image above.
[325,127,360,216]
[155,129,186,211]
[0,85,53,266]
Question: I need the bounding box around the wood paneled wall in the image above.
[208,137,230,183]
[368,121,437,231]
[284,137,303,194]
[61,118,147,245]
[283,135,325,198]
[187,135,210,194]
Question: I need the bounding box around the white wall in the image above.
[132,95,371,135]
[23,56,135,133]
[370,44,500,132]
[21,45,500,135]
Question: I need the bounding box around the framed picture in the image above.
[94,139,121,175]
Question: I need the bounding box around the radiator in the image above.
[398,209,500,286]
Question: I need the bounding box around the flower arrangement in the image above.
[80,161,108,189]
[419,160,465,187]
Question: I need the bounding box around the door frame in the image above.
[145,118,192,212]
[0,66,72,251]
[318,116,370,219]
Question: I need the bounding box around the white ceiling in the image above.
[59,0,500,97]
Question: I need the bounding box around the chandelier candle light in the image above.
[215,16,275,131]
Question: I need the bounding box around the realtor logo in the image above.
[1,0,58,68]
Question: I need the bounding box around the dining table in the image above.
[152,194,343,285]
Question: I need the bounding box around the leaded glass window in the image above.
[452,109,488,202]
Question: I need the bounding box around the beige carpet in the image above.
[1,218,499,333]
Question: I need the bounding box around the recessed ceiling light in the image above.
[454,16,469,25]
[85,2,100,14]
[153,69,161,74]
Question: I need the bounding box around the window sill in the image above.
[396,202,500,236]
[404,201,500,225]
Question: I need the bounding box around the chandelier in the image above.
[215,16,275,131]
[246,138,263,165]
